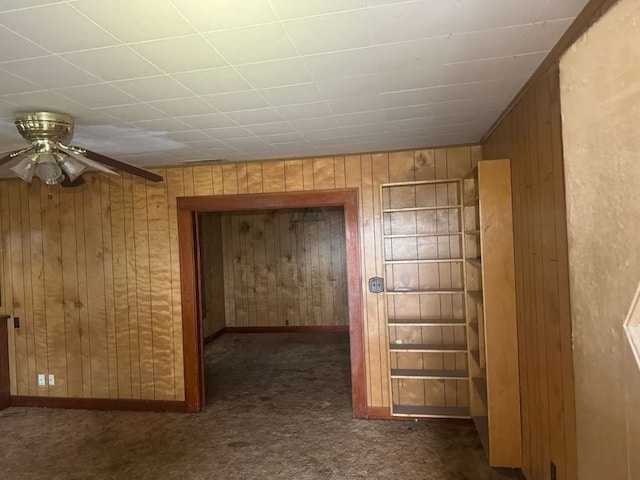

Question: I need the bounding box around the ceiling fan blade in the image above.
[58,145,119,176]
[0,147,33,167]
[74,147,163,183]
[60,175,86,188]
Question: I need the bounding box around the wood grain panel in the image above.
[218,208,348,328]
[0,146,478,410]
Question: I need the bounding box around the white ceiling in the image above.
[0,0,588,166]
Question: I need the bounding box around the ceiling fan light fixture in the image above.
[35,154,64,185]
[58,154,86,182]
[9,154,38,183]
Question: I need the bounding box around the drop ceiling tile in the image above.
[436,81,504,103]
[170,0,277,31]
[0,69,41,94]
[203,91,269,112]
[341,122,389,136]
[172,67,251,95]
[235,58,312,88]
[112,76,192,102]
[225,108,284,125]
[72,0,196,43]
[302,48,378,81]
[55,83,137,108]
[183,138,229,149]
[131,35,227,74]
[385,104,433,122]
[61,46,162,82]
[132,117,192,132]
[258,83,323,106]
[165,130,211,142]
[260,132,304,144]
[520,18,574,52]
[440,52,546,85]
[327,95,383,115]
[0,3,119,53]
[276,102,332,121]
[1,90,89,116]
[202,126,253,139]
[367,1,454,43]
[270,0,365,19]
[387,117,432,133]
[373,36,450,70]
[178,113,236,129]
[451,0,546,34]
[0,26,48,62]
[446,24,544,64]
[149,97,216,117]
[0,0,65,11]
[537,0,588,21]
[283,10,372,55]
[1,56,100,89]
[302,127,345,140]
[205,23,298,64]
[379,66,442,93]
[317,74,381,99]
[97,103,167,122]
[335,110,386,127]
[289,116,340,132]
[380,88,440,109]
[245,122,295,136]
[223,136,269,148]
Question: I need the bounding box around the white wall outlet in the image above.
[37,374,45,386]
[48,374,55,386]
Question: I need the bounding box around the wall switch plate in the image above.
[38,374,45,386]
[48,374,55,386]
[368,277,384,293]
[13,317,19,328]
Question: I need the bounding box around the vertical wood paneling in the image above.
[483,66,578,480]
[0,146,478,409]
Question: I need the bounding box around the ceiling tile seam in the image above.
[165,0,280,150]
[442,50,550,67]
[0,1,67,15]
[266,0,348,139]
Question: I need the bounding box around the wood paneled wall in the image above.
[219,208,348,328]
[482,1,619,479]
[0,145,480,406]
[199,213,226,338]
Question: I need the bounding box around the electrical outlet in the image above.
[37,374,45,386]
[48,374,55,386]
[13,317,19,328]
[550,461,557,480]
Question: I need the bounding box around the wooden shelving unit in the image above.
[381,179,470,419]
[462,159,521,467]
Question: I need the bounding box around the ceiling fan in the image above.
[0,111,163,187]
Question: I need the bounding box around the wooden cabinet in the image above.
[463,159,521,467]
[381,179,470,418]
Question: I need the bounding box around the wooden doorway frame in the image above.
[177,189,366,417]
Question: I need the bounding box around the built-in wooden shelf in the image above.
[383,205,461,213]
[465,230,481,236]
[466,258,482,268]
[387,288,465,295]
[387,318,466,327]
[391,369,469,379]
[470,349,481,367]
[393,404,470,418]
[464,196,479,206]
[473,377,488,407]
[384,258,464,265]
[474,415,490,452]
[389,343,467,353]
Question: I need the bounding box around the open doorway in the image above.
[177,190,366,417]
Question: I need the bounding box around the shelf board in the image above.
[466,258,482,268]
[468,290,484,304]
[389,343,467,353]
[383,232,462,239]
[388,318,466,327]
[470,349,481,367]
[387,288,465,295]
[393,404,470,419]
[383,205,461,213]
[391,368,469,379]
[385,258,464,265]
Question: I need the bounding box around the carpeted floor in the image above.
[0,333,522,479]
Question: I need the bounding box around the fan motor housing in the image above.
[14,111,74,147]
